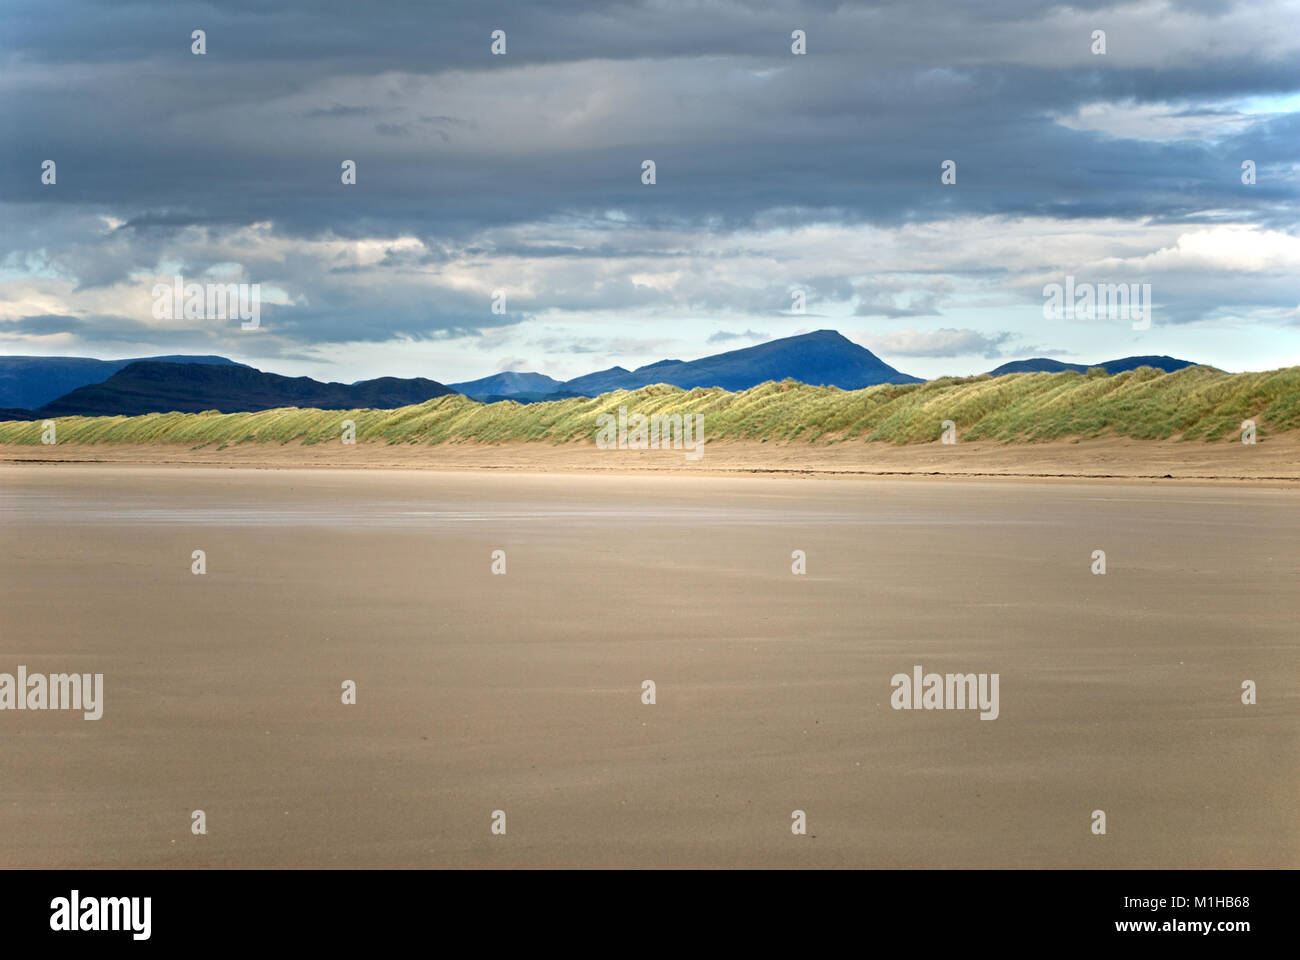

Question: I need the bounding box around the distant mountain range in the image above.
[454,334,1198,402]
[448,370,567,397]
[986,355,1196,376]
[454,330,922,401]
[8,361,456,418]
[0,334,1204,419]
[0,354,245,409]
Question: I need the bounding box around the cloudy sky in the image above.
[2,0,1298,383]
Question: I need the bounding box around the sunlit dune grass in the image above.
[2,365,1297,447]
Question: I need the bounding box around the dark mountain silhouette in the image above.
[557,330,921,397]
[987,355,1197,376]
[0,339,1206,420]
[561,365,635,396]
[458,331,921,402]
[448,370,565,399]
[33,361,457,417]
[0,354,245,409]
[444,330,920,403]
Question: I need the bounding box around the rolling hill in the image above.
[987,355,1197,376]
[33,361,457,417]
[0,354,246,409]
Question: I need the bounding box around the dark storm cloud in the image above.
[0,0,1296,351]
[6,314,89,335]
[4,0,1296,238]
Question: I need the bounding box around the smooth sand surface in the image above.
[1,464,1296,868]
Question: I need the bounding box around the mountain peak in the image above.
[559,328,919,395]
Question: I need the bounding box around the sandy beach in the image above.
[2,434,1298,483]
[0,463,1295,868]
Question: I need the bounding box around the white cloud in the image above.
[1109,227,1300,272]
[859,328,1014,358]
[1051,100,1254,141]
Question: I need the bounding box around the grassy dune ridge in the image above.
[1,365,1297,447]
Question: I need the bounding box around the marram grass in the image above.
[2,365,1297,447]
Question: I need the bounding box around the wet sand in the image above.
[0,464,1296,868]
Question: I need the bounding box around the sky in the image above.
[1,0,1298,384]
